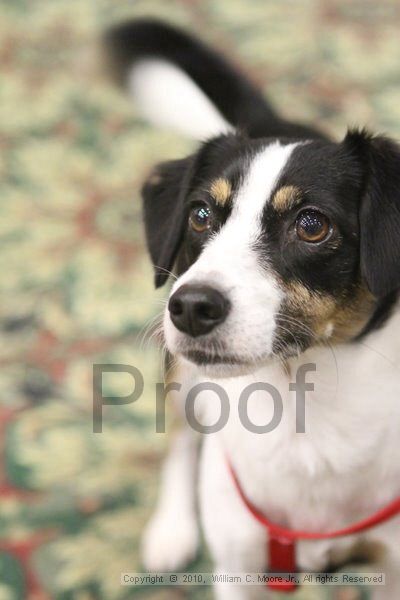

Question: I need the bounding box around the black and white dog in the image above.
[105,20,400,599]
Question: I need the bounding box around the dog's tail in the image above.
[103,19,320,140]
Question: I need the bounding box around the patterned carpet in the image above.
[1,1,400,598]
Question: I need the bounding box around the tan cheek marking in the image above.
[282,280,376,343]
[210,178,232,206]
[330,284,375,342]
[272,185,302,213]
[285,282,336,324]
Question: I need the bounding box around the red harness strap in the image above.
[227,460,400,593]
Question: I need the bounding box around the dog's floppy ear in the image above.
[142,155,195,288]
[345,129,400,297]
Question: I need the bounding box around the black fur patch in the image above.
[107,20,400,341]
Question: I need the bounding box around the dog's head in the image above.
[144,130,400,374]
[105,20,400,374]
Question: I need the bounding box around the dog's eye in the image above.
[296,210,331,243]
[189,204,212,233]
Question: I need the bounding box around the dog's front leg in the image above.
[200,436,271,600]
[142,424,200,571]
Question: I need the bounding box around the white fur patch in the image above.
[232,141,298,223]
[164,141,298,371]
[128,59,233,139]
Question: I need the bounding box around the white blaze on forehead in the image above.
[232,141,298,229]
[175,141,298,283]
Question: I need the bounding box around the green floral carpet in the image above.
[1,1,400,599]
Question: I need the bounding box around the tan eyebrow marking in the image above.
[210,178,232,206]
[272,185,302,212]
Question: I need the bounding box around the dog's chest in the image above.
[196,333,400,538]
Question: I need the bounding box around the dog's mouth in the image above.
[181,347,257,368]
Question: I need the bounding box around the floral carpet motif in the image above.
[1,1,400,598]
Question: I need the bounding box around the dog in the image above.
[105,19,400,599]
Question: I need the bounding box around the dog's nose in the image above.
[168,284,230,337]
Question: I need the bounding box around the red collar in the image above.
[227,459,400,593]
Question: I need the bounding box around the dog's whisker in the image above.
[356,340,397,368]
[154,265,178,281]
[139,311,165,350]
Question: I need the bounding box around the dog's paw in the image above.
[142,510,199,572]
